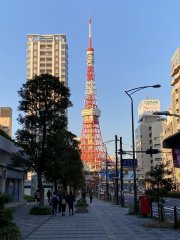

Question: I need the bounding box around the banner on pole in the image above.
[172,148,180,168]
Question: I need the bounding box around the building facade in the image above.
[27,34,68,85]
[136,114,165,181]
[0,107,12,137]
[160,48,180,190]
[171,48,180,131]
[0,135,24,201]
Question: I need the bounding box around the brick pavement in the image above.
[12,198,180,240]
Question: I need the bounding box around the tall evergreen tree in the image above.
[44,130,84,192]
[11,74,72,205]
[145,163,173,217]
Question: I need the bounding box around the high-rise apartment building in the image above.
[136,99,165,181]
[171,48,180,131]
[136,115,165,180]
[27,34,68,85]
[0,107,12,137]
[160,48,180,190]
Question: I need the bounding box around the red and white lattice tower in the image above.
[80,19,106,172]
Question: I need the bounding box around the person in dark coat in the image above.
[61,192,67,216]
[35,189,40,204]
[67,191,75,216]
[47,190,52,203]
[57,191,62,213]
[51,192,59,216]
[89,193,93,204]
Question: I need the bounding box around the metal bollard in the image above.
[174,206,178,229]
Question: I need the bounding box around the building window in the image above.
[154,137,159,140]
[155,158,161,161]
[149,127,152,131]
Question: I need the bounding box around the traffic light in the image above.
[146,147,159,157]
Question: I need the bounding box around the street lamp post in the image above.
[104,144,109,200]
[119,136,124,207]
[115,135,119,205]
[125,84,161,213]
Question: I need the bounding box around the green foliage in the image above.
[0,193,13,208]
[166,191,180,198]
[145,164,173,202]
[44,130,84,190]
[24,195,36,202]
[11,74,72,205]
[11,74,72,171]
[0,194,21,240]
[75,198,88,208]
[29,206,52,215]
[0,223,21,240]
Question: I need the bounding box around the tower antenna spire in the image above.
[89,18,92,48]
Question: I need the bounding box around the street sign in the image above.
[122,159,137,167]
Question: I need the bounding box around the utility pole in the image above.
[120,137,124,207]
[105,146,109,200]
[115,135,119,205]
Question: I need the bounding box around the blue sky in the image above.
[0,0,179,154]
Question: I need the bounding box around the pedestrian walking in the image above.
[35,189,40,204]
[82,189,86,200]
[89,193,93,204]
[67,191,75,216]
[47,190,52,203]
[61,192,67,216]
[51,192,59,216]
[57,191,62,213]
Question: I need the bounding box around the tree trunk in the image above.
[37,172,44,206]
[54,180,57,192]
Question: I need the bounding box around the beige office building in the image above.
[160,48,180,190]
[0,107,12,137]
[136,114,165,181]
[27,34,68,85]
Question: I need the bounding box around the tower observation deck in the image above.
[80,19,107,172]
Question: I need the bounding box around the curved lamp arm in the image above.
[125,84,161,96]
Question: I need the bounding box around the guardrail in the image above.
[151,203,180,229]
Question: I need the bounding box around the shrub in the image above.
[0,193,13,208]
[24,195,35,202]
[0,194,21,240]
[166,192,180,198]
[75,198,88,208]
[0,208,14,227]
[29,206,51,215]
[0,223,21,240]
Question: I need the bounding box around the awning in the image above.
[163,131,180,148]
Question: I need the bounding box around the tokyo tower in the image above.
[80,18,106,172]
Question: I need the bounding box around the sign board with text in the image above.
[122,159,137,168]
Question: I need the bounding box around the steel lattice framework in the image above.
[80,19,106,171]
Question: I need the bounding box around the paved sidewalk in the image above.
[13,199,180,240]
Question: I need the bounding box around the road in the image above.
[124,193,180,207]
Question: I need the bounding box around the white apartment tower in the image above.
[136,99,165,180]
[27,34,68,85]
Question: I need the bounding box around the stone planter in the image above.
[75,206,88,213]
